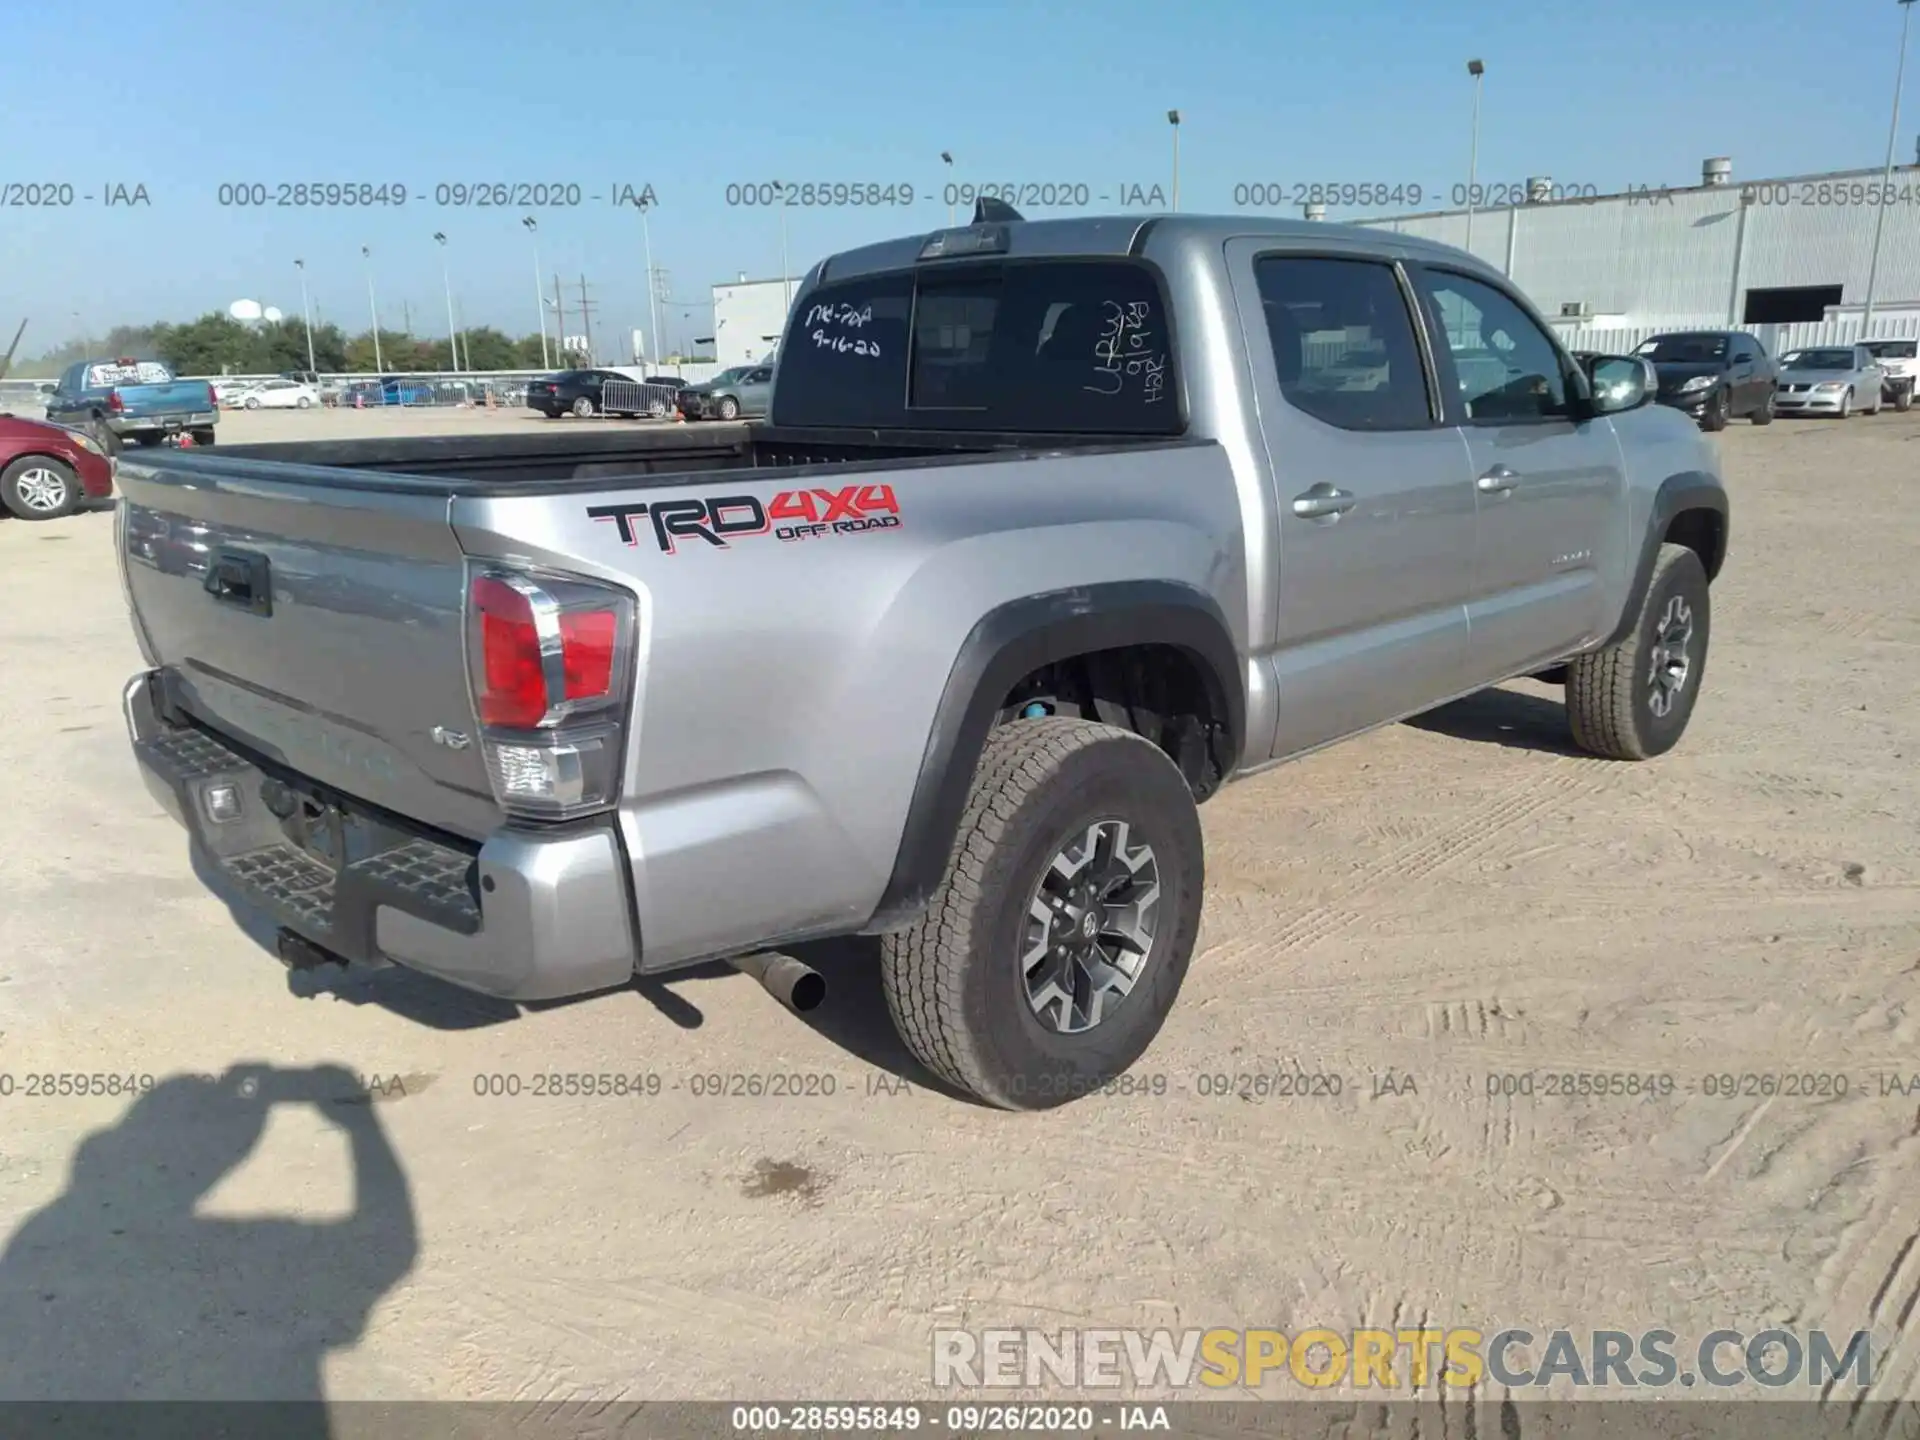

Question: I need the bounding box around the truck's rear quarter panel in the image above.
[450,441,1248,968]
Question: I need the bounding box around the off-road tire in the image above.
[1699,389,1729,432]
[880,717,1205,1110]
[1567,543,1710,761]
[1,456,80,519]
[1751,389,1774,424]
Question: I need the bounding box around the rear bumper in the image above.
[108,413,217,436]
[124,671,639,1001]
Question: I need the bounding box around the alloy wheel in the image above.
[1647,594,1694,718]
[12,466,72,513]
[1020,819,1161,1034]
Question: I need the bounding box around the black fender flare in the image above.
[1598,471,1729,650]
[865,580,1244,932]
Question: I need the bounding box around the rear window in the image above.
[1865,340,1917,359]
[771,259,1180,434]
[85,360,174,388]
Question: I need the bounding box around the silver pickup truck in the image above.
[114,212,1728,1109]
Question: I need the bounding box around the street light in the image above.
[522,217,550,369]
[294,259,317,376]
[1862,0,1918,333]
[635,193,663,370]
[1464,59,1485,253]
[771,181,792,312]
[1167,111,1181,212]
[361,245,384,373]
[941,151,955,225]
[432,232,463,372]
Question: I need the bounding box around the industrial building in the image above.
[710,275,798,368]
[1355,157,1920,340]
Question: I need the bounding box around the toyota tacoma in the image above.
[113,209,1729,1109]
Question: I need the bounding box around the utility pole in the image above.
[401,299,412,337]
[1863,0,1918,333]
[578,274,597,366]
[553,273,567,363]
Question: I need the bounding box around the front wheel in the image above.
[1839,389,1854,419]
[244,397,261,410]
[716,396,740,421]
[647,399,668,419]
[297,396,313,409]
[1566,543,1710,761]
[571,396,594,418]
[1895,384,1915,413]
[1751,388,1774,424]
[880,718,1205,1110]
[1,456,80,519]
[1699,389,1728,432]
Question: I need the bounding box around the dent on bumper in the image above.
[123,672,639,1001]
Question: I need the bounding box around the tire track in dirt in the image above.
[1205,765,1609,965]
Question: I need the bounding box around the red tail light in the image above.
[205,382,218,409]
[106,389,124,413]
[467,571,629,729]
[465,567,636,821]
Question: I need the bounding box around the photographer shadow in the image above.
[0,1065,417,1437]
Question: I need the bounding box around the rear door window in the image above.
[771,260,1181,433]
[1253,255,1433,430]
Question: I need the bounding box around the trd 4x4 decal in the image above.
[588,484,902,554]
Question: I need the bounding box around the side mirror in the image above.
[1583,354,1654,415]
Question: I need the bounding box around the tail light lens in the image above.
[465,566,637,821]
[106,389,124,413]
[204,382,218,410]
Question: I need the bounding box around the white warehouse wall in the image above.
[1358,163,1920,329]
[712,278,798,368]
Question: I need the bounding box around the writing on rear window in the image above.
[1089,299,1167,404]
[805,301,883,358]
[86,361,174,387]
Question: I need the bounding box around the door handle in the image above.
[1476,465,1520,494]
[1291,486,1357,520]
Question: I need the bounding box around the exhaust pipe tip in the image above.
[731,952,827,1014]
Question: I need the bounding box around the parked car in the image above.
[236,378,319,410]
[45,358,218,448]
[112,213,1729,1108]
[525,369,632,418]
[1860,338,1917,412]
[1632,330,1776,430]
[675,363,774,420]
[0,414,116,519]
[212,380,259,406]
[1773,345,1885,418]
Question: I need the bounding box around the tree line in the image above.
[16,314,583,378]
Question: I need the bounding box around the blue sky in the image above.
[2,0,1915,356]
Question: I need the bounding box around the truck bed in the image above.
[190,421,1192,493]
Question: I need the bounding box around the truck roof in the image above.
[815,212,1496,283]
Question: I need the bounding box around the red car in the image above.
[0,414,116,520]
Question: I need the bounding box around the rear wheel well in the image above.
[995,644,1231,801]
[1664,507,1725,582]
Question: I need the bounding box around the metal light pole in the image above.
[1464,60,1485,253]
[772,181,792,311]
[294,259,317,376]
[361,245,384,372]
[637,194,662,368]
[433,232,462,371]
[1862,0,1918,333]
[1167,111,1181,211]
[942,150,955,225]
[522,217,550,369]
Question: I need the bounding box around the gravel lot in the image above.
[1,406,1917,1409]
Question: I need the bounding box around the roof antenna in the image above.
[972,196,1024,225]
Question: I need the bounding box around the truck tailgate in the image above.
[121,380,216,415]
[117,456,500,840]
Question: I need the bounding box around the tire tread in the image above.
[1567,542,1702,761]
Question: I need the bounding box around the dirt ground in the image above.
[1,405,1917,1411]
